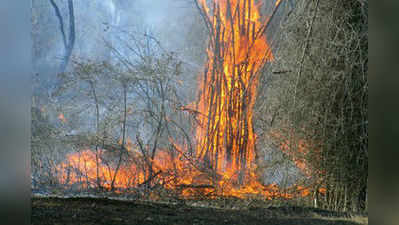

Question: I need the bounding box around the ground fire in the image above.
[31,0,369,221]
[54,0,323,200]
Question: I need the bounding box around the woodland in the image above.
[32,0,368,224]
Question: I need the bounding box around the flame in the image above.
[54,0,324,200]
[56,149,143,190]
[58,113,67,123]
[55,142,321,199]
[194,0,274,189]
[279,138,312,177]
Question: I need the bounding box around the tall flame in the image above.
[194,0,274,184]
[53,0,325,199]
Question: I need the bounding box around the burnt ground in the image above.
[31,197,367,225]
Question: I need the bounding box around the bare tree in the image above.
[255,0,368,212]
[49,0,75,72]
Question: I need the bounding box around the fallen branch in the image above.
[138,170,162,187]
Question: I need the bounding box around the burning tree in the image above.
[40,0,317,200]
[31,0,368,214]
[193,0,280,185]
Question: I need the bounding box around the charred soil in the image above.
[31,197,366,225]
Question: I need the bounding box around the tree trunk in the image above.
[111,84,127,191]
[49,0,75,72]
[89,81,101,190]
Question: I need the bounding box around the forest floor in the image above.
[31,197,367,225]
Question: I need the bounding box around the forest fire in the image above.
[55,147,314,199]
[194,0,275,184]
[54,0,319,199]
[31,0,369,219]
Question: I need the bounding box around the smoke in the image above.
[33,0,198,72]
[31,0,312,197]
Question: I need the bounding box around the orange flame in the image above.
[54,0,324,200]
[194,0,273,186]
[58,113,67,123]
